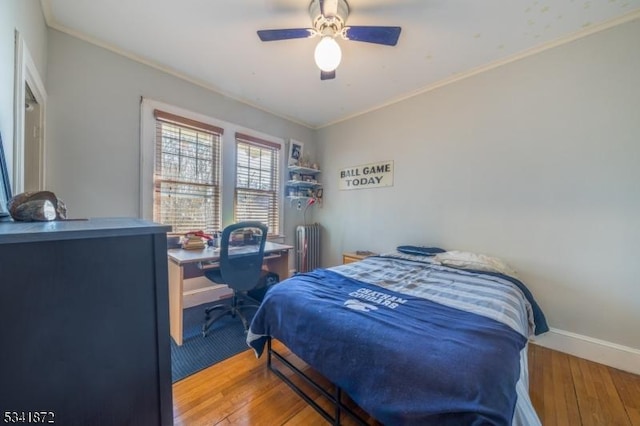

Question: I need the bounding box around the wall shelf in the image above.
[286,196,316,208]
[288,166,321,175]
[286,165,323,203]
[286,180,321,188]
[286,196,316,201]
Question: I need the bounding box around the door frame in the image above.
[14,30,47,194]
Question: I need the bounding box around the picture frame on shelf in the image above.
[288,140,303,166]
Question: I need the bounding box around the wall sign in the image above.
[339,160,394,190]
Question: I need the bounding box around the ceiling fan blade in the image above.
[320,70,336,80]
[319,0,339,17]
[257,28,314,42]
[344,26,402,46]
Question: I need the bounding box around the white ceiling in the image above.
[42,0,640,128]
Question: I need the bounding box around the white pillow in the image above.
[433,250,518,277]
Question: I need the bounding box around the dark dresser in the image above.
[0,218,173,425]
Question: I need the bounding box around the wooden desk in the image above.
[168,242,293,345]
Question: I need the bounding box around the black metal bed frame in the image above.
[266,338,370,425]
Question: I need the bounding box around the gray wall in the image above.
[0,0,47,180]
[45,29,315,244]
[316,20,640,350]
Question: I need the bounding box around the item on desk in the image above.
[185,230,212,240]
[212,231,221,248]
[181,230,209,250]
[181,236,205,250]
[167,235,181,249]
[207,231,221,248]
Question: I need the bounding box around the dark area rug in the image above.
[170,302,254,383]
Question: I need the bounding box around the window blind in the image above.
[154,110,222,235]
[235,133,280,235]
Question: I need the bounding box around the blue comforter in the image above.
[248,269,529,425]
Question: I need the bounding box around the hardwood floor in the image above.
[173,341,640,425]
[528,344,640,426]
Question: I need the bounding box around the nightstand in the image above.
[342,251,377,264]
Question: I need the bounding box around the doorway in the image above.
[24,83,42,192]
[14,30,46,195]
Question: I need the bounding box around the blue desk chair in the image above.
[202,221,268,336]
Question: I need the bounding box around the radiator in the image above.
[295,223,321,273]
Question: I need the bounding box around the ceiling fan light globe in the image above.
[314,36,342,72]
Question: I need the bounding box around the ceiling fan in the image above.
[257,0,401,80]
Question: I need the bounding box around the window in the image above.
[235,133,281,235]
[153,110,222,234]
[143,100,285,236]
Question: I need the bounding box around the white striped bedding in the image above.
[330,252,535,338]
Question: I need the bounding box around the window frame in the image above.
[153,109,223,235]
[234,132,282,236]
[140,99,285,237]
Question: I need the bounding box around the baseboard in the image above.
[530,328,640,375]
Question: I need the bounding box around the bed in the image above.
[247,250,548,425]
